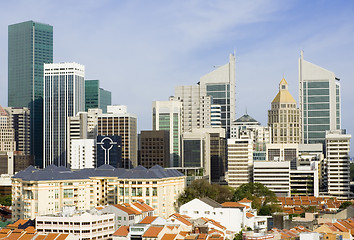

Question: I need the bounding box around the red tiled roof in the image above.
[113,226,130,236]
[246,212,254,218]
[238,198,252,203]
[161,233,177,240]
[112,204,136,215]
[55,234,69,240]
[140,216,157,224]
[143,226,164,238]
[176,217,193,226]
[221,202,248,208]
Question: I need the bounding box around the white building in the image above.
[253,161,291,197]
[179,198,267,233]
[152,99,182,167]
[36,210,115,240]
[43,62,85,167]
[0,105,16,152]
[325,130,351,199]
[299,51,341,144]
[174,85,212,132]
[70,139,96,169]
[199,53,236,137]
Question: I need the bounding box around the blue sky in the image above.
[1,0,354,153]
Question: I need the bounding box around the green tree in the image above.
[176,179,234,207]
[232,182,281,215]
[339,201,353,209]
[0,195,11,206]
[234,230,243,240]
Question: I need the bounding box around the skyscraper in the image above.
[199,53,236,137]
[299,51,341,144]
[85,80,112,113]
[268,78,300,144]
[152,98,182,167]
[8,20,53,167]
[97,105,137,168]
[43,63,85,167]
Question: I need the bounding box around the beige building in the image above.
[98,106,137,168]
[268,78,300,144]
[12,165,185,220]
[227,138,253,189]
[325,130,351,200]
[0,105,16,152]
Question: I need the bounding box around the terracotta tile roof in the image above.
[113,226,130,237]
[185,235,197,240]
[143,226,164,238]
[7,220,27,229]
[221,202,248,208]
[161,233,177,240]
[207,220,226,230]
[44,233,60,240]
[246,213,254,218]
[176,217,193,226]
[55,234,69,240]
[35,235,46,240]
[179,231,189,237]
[333,222,348,232]
[127,206,142,215]
[197,233,207,239]
[7,232,24,240]
[24,227,36,234]
[112,204,136,215]
[133,201,154,212]
[208,229,224,236]
[19,233,36,240]
[238,198,252,203]
[140,216,158,224]
[96,206,104,210]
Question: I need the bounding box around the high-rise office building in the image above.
[299,51,341,144]
[4,107,30,155]
[0,105,16,152]
[152,98,182,167]
[325,130,351,200]
[140,130,170,168]
[174,85,212,132]
[96,135,122,168]
[8,20,53,167]
[85,80,112,113]
[97,105,137,168]
[199,53,236,137]
[268,78,300,144]
[43,63,85,167]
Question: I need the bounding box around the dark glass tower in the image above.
[8,21,53,167]
[85,80,111,113]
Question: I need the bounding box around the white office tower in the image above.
[152,98,182,167]
[227,138,253,189]
[200,53,236,137]
[325,130,351,199]
[0,105,16,152]
[43,62,85,167]
[174,85,212,132]
[253,160,291,197]
[210,104,222,127]
[70,139,96,169]
[299,51,341,144]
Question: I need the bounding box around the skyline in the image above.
[1,1,354,153]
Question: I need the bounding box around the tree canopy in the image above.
[232,182,280,215]
[0,195,11,206]
[176,179,234,207]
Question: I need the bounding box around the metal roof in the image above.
[13,164,184,181]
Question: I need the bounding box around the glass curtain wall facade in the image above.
[200,54,236,137]
[43,63,85,167]
[8,21,53,167]
[299,51,340,145]
[85,80,111,113]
